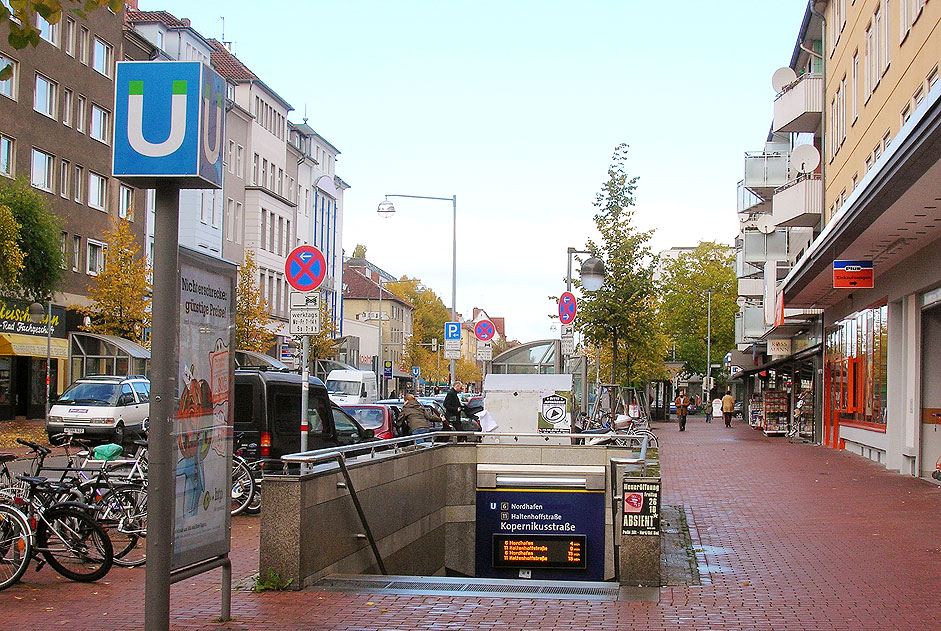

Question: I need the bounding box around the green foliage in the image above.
[1,1,121,55]
[351,243,367,259]
[235,249,275,352]
[0,202,25,290]
[660,242,737,375]
[575,144,667,386]
[251,570,293,592]
[306,292,341,360]
[0,177,63,301]
[386,278,451,384]
[79,218,151,345]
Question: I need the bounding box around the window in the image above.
[0,54,16,99]
[78,27,88,64]
[155,30,164,50]
[252,153,258,185]
[865,21,875,97]
[277,168,283,195]
[236,145,243,178]
[260,209,267,249]
[902,103,912,124]
[76,95,86,132]
[884,130,892,150]
[59,232,67,267]
[261,159,267,189]
[235,202,242,243]
[59,159,69,197]
[37,15,58,46]
[227,140,234,173]
[200,191,208,224]
[118,185,132,219]
[92,38,112,77]
[86,240,105,275]
[72,235,81,271]
[30,148,54,191]
[914,85,925,107]
[73,165,83,202]
[63,18,74,55]
[211,192,220,228]
[852,51,859,121]
[852,173,858,190]
[0,135,12,177]
[62,89,72,126]
[929,65,939,90]
[90,105,109,143]
[88,171,106,210]
[225,198,234,241]
[268,213,275,252]
[34,74,56,117]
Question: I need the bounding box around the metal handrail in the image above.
[281,431,649,466]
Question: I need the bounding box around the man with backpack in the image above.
[674,389,691,431]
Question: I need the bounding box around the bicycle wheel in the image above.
[37,506,113,582]
[95,485,147,567]
[230,458,255,517]
[245,475,262,515]
[0,504,32,591]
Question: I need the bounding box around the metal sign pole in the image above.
[145,182,181,631]
[300,334,310,463]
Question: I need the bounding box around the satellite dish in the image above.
[756,216,776,234]
[772,67,798,93]
[791,144,821,173]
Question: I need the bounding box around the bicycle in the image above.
[230,452,256,517]
[0,502,32,591]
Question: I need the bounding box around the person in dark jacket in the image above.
[398,394,438,440]
[444,381,464,431]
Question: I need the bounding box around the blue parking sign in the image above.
[445,322,461,340]
[113,61,225,188]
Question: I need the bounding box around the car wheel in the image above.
[113,421,125,446]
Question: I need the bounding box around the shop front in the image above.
[0,298,68,421]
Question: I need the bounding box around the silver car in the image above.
[46,375,150,444]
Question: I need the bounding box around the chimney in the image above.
[182,18,191,26]
[125,0,139,9]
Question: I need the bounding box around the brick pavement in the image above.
[2,416,940,630]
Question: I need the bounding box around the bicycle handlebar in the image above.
[16,438,51,456]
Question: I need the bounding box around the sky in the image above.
[145,0,809,342]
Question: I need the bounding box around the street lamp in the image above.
[705,289,713,403]
[28,299,53,417]
[378,193,458,384]
[565,248,606,409]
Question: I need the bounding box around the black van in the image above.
[233,369,374,461]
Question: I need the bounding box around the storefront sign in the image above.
[173,251,235,570]
[476,488,604,580]
[833,260,874,289]
[621,477,661,536]
[768,339,792,356]
[0,298,67,338]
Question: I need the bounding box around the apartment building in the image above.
[737,0,941,481]
[0,7,148,420]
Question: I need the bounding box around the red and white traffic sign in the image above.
[474,319,496,342]
[285,245,326,292]
[558,292,577,325]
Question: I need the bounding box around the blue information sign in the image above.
[445,322,461,340]
[476,488,605,580]
[113,61,225,188]
[383,360,393,380]
[411,366,420,378]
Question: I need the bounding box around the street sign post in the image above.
[558,292,577,325]
[474,319,496,342]
[285,245,327,293]
[476,341,493,361]
[561,323,574,356]
[290,291,321,336]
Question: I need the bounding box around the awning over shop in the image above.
[731,343,822,379]
[0,333,68,359]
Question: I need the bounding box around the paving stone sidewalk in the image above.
[2,416,940,630]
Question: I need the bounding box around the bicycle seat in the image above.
[0,452,17,463]
[16,474,48,486]
[132,439,148,448]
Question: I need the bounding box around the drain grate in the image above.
[311,575,621,601]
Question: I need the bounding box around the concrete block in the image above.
[619,535,661,587]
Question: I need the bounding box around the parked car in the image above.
[234,369,375,463]
[47,375,150,444]
[341,404,397,440]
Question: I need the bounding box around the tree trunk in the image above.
[610,330,618,384]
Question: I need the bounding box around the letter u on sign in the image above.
[127,80,188,157]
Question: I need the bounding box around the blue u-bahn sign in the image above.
[113,61,225,188]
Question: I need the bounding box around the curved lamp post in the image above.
[565,248,606,410]
[378,194,458,384]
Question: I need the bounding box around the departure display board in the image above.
[492,534,587,569]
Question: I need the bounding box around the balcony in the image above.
[773,73,823,133]
[735,306,769,344]
[741,230,788,266]
[736,249,762,279]
[772,175,823,228]
[743,152,790,199]
[738,278,763,297]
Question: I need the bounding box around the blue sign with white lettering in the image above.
[445,322,461,340]
[383,360,393,380]
[412,366,420,378]
[476,488,605,580]
[113,61,225,188]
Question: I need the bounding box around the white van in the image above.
[325,370,378,405]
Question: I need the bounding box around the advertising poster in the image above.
[476,488,604,580]
[621,477,661,537]
[172,249,235,570]
[538,392,571,434]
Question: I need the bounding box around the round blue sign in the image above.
[285,245,326,292]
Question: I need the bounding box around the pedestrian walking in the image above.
[722,390,736,427]
[712,396,723,424]
[444,380,465,432]
[674,390,690,431]
[398,394,438,443]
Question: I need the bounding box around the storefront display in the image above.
[761,390,789,435]
[749,393,763,428]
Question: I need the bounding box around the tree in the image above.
[385,278,451,384]
[0,202,24,291]
[1,1,121,78]
[455,357,482,385]
[660,242,737,376]
[351,243,367,259]
[79,218,151,345]
[235,249,275,352]
[0,177,63,301]
[576,144,667,386]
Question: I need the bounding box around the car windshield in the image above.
[326,380,361,396]
[344,407,384,430]
[57,382,121,406]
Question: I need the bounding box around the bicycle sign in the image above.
[558,292,577,325]
[474,319,496,342]
[284,245,326,292]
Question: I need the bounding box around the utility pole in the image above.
[706,290,713,402]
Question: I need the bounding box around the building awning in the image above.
[0,333,68,359]
[732,343,821,379]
